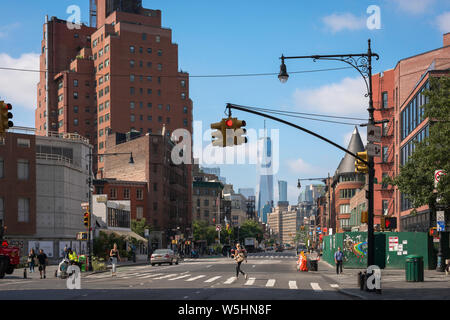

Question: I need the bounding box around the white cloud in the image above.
[0,23,20,39]
[322,13,366,33]
[286,157,322,175]
[436,12,450,33]
[293,77,368,116]
[0,53,40,109]
[391,0,435,14]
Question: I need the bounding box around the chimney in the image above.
[444,33,450,47]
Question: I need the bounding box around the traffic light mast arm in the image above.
[226,103,369,165]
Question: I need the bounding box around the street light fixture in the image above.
[278,55,289,83]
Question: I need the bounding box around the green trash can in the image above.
[405,255,424,282]
[79,255,86,272]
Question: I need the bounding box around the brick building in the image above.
[35,0,193,177]
[372,33,450,232]
[102,131,191,246]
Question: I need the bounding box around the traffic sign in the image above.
[434,170,446,188]
[367,125,382,143]
[367,143,381,158]
[216,225,222,232]
[437,221,445,232]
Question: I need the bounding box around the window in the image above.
[105,86,110,95]
[204,199,209,206]
[105,73,110,82]
[339,204,350,214]
[105,101,110,109]
[130,46,135,53]
[339,189,356,199]
[139,61,143,68]
[18,198,30,222]
[17,159,29,180]
[110,188,117,199]
[183,106,188,114]
[147,76,152,82]
[158,104,162,110]
[382,146,389,163]
[153,183,157,192]
[99,142,104,150]
[183,119,188,127]
[123,188,130,199]
[105,113,110,121]
[99,77,104,85]
[147,62,152,68]
[158,116,162,123]
[99,129,104,137]
[105,44,109,53]
[157,64,162,71]
[99,103,104,111]
[130,87,135,95]
[137,189,143,200]
[17,138,31,148]
[204,210,209,217]
[157,50,162,56]
[130,60,135,68]
[147,89,152,95]
[153,202,158,210]
[147,48,152,54]
[181,93,186,100]
[0,158,3,178]
[382,200,389,215]
[382,92,388,108]
[156,35,160,43]
[147,116,152,121]
[136,207,144,220]
[105,59,109,67]
[130,101,135,109]
[130,74,135,82]
[142,33,147,41]
[382,173,389,189]
[99,116,104,124]
[74,79,78,87]
[130,114,135,122]
[181,80,186,88]
[73,92,78,99]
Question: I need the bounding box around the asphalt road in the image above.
[0,251,352,300]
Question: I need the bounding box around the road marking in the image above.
[288,281,298,289]
[206,265,212,268]
[330,284,339,288]
[205,276,222,283]
[139,273,164,279]
[224,277,236,284]
[252,265,255,268]
[169,274,191,281]
[266,279,276,287]
[186,275,206,282]
[311,283,322,291]
[153,273,178,280]
[244,277,256,286]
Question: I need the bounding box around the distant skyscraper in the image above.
[238,188,255,199]
[257,136,274,219]
[298,184,325,204]
[278,180,287,202]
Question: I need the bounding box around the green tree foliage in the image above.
[131,218,152,238]
[386,76,450,211]
[192,220,216,245]
[234,219,264,244]
[93,231,128,260]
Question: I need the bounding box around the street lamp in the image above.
[278,40,379,267]
[85,151,135,271]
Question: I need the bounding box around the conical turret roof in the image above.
[336,126,365,174]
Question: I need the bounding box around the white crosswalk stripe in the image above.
[140,273,164,279]
[153,273,178,280]
[244,277,256,285]
[311,282,322,291]
[186,275,206,282]
[330,284,339,288]
[266,279,276,287]
[288,281,298,289]
[204,276,222,283]
[169,274,191,281]
[224,277,236,284]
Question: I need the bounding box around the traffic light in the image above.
[384,217,397,230]
[83,211,90,227]
[355,151,368,173]
[210,118,247,147]
[361,211,368,224]
[0,101,13,135]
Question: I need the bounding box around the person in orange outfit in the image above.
[297,251,308,272]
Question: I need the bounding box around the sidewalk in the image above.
[317,259,450,300]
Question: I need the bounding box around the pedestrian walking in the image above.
[36,249,48,279]
[334,247,344,274]
[297,251,308,272]
[27,249,36,273]
[231,244,248,280]
[110,243,120,277]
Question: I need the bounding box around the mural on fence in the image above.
[343,233,367,264]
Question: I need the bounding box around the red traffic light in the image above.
[385,219,391,228]
[225,119,233,128]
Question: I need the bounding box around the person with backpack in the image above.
[231,243,248,280]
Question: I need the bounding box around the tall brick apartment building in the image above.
[35,0,193,176]
[373,33,450,232]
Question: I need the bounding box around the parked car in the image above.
[150,249,179,266]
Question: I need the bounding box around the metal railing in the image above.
[36,152,73,165]
[47,131,90,144]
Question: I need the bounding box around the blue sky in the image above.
[1,0,449,204]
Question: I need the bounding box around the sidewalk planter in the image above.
[405,255,424,282]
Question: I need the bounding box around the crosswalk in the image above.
[84,271,339,291]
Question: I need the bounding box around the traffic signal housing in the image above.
[83,211,90,227]
[0,101,13,134]
[210,117,247,147]
[361,211,368,224]
[355,151,368,173]
[384,217,397,230]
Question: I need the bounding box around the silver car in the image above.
[150,249,179,266]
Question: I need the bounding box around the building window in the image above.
[74,79,78,87]
[130,60,135,68]
[110,188,117,199]
[204,199,209,206]
[181,80,186,88]
[157,50,162,56]
[183,106,188,114]
[181,93,186,100]
[339,189,356,199]
[124,188,130,199]
[147,48,152,54]
[156,35,160,43]
[73,92,78,99]
[382,92,388,108]
[0,158,3,178]
[130,74,135,82]
[105,113,110,121]
[130,46,135,53]
[17,159,29,180]
[137,189,143,200]
[130,114,135,122]
[18,198,30,222]
[183,119,188,127]
[339,204,350,214]
[382,200,389,215]
[147,89,152,95]
[130,87,135,95]
[157,64,162,71]
[136,206,144,220]
[382,146,389,163]
[17,138,31,148]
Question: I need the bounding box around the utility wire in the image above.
[0,65,352,79]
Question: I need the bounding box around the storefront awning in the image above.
[100,229,148,243]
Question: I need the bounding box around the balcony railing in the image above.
[36,153,73,165]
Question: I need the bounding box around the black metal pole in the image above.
[367,39,375,267]
[88,153,93,271]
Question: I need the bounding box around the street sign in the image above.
[81,202,89,210]
[367,125,382,143]
[216,225,222,232]
[437,221,445,232]
[367,143,381,158]
[434,170,446,188]
[437,211,445,231]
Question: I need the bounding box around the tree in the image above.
[131,218,152,238]
[234,219,264,244]
[385,76,450,214]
